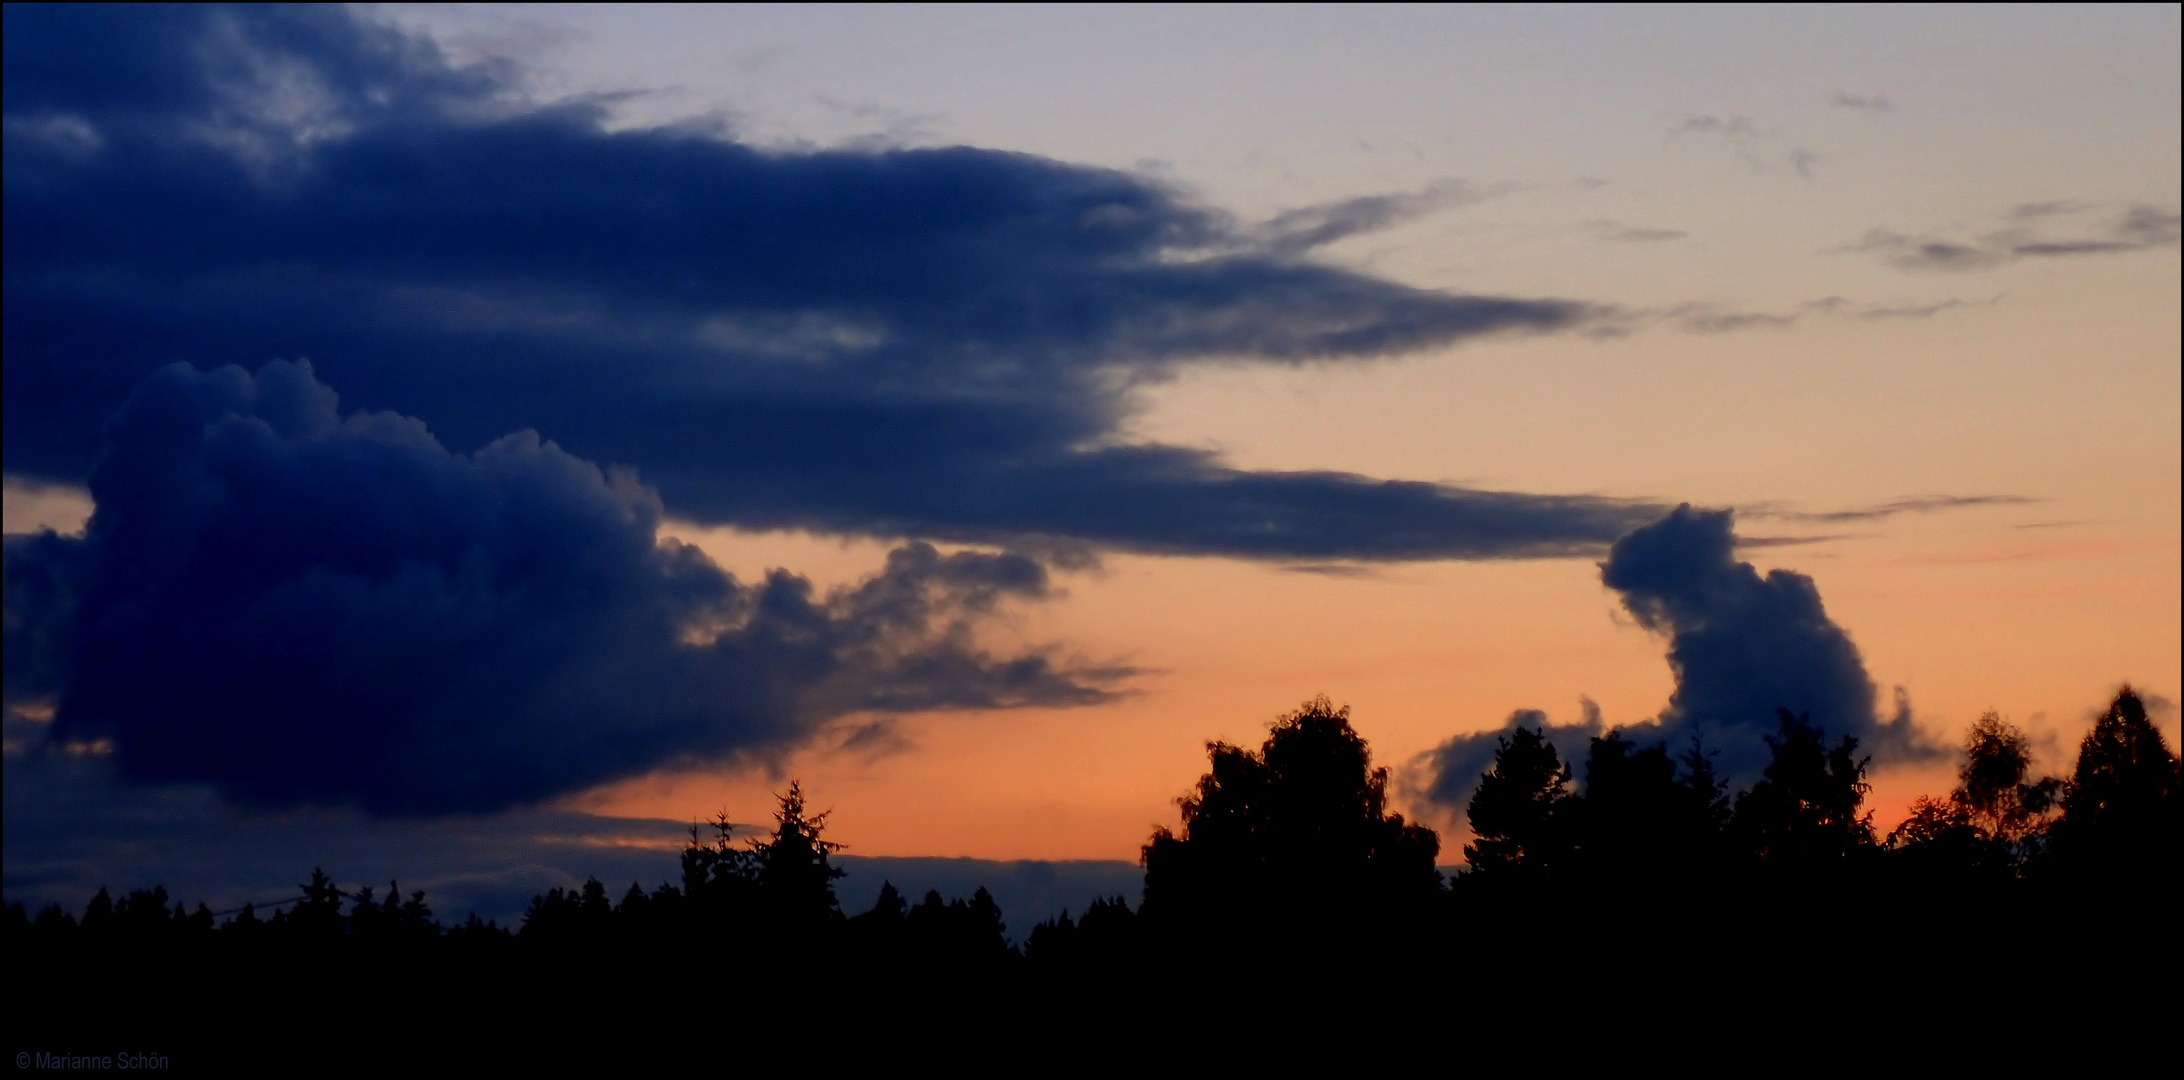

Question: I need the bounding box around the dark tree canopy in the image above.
[1462,724,1571,874]
[1729,710,1876,869]
[1887,712,2061,882]
[752,782,848,926]
[2051,688,2179,879]
[8,685,2178,1053]
[1141,696,1441,929]
[1568,733,1729,879]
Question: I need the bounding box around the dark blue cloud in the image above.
[3,361,1119,814]
[1414,506,1940,815]
[2,4,1657,560]
[1412,702,1602,815]
[1599,505,1927,765]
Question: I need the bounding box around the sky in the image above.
[3,4,2177,924]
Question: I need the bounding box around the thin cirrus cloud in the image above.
[1250,179,1491,260]
[1741,494,2041,524]
[1412,506,1943,819]
[1830,91,1894,115]
[1587,220,1689,244]
[0,4,1664,565]
[0,361,1129,814]
[1673,114,1818,178]
[1846,203,2180,270]
[1657,293,1990,335]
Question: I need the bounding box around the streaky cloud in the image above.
[1253,179,1488,259]
[1859,298,1969,320]
[0,4,1643,563]
[1588,220,1689,244]
[1665,304,1797,333]
[1846,204,2179,271]
[1830,91,1894,115]
[1744,494,2039,524]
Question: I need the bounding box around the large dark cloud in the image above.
[2,4,1659,561]
[3,361,1119,814]
[1415,506,1939,816]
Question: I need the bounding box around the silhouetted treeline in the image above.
[1447,687,2177,893]
[11,691,2178,989]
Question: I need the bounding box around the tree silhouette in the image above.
[2050,687,2179,884]
[520,878,613,942]
[1462,724,1571,875]
[1026,895,1139,971]
[1958,713,2062,846]
[1731,711,1875,870]
[750,781,847,928]
[1142,696,1440,935]
[1564,733,1729,882]
[10,685,2178,1016]
[681,810,756,905]
[283,868,346,939]
[1887,712,2059,880]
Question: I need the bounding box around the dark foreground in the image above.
[9,690,2177,1065]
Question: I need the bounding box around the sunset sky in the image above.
[4,4,2176,924]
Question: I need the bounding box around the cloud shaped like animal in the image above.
[1416,505,1938,814]
[3,362,1119,814]
[1,4,1658,561]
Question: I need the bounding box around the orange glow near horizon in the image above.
[571,517,2180,861]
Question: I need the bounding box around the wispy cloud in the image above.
[1831,91,1894,115]
[1743,494,2040,524]
[1858,298,1971,320]
[1252,179,1493,258]
[1678,115,1763,139]
[832,717,918,761]
[1846,203,2180,270]
[1732,533,1858,548]
[1278,562,1390,580]
[1673,114,1820,177]
[1587,219,1688,244]
[1665,303,1796,333]
[1651,294,1986,335]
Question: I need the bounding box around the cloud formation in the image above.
[1742,494,2039,524]
[1665,304,1797,333]
[1655,294,1988,335]
[1414,506,1939,816]
[1412,700,1603,817]
[1674,114,1816,177]
[1830,92,1894,115]
[1588,220,1689,244]
[1847,203,2180,270]
[1,5,1656,562]
[1252,180,1488,259]
[3,362,1122,814]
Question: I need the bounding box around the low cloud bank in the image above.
[0,716,1138,932]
